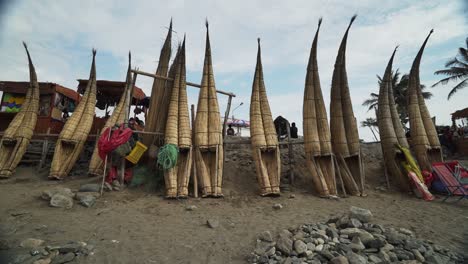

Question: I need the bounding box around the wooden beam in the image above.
[222,95,233,138]
[131,69,236,97]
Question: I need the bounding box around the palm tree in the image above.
[432,37,468,100]
[362,70,433,125]
[360,117,379,141]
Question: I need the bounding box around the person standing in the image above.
[290,122,298,138]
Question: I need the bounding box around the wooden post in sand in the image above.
[191,104,198,198]
[286,122,294,186]
[222,95,233,138]
[38,128,51,169]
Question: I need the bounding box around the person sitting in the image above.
[227,124,235,136]
[290,122,298,138]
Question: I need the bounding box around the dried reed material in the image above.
[329,15,363,194]
[250,39,281,196]
[194,22,224,197]
[407,30,442,171]
[303,18,336,196]
[88,53,133,176]
[0,43,40,178]
[164,39,192,198]
[377,47,411,191]
[49,50,97,179]
[142,20,173,150]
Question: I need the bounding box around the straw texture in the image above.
[250,39,281,196]
[303,18,336,196]
[142,20,173,152]
[164,39,192,198]
[88,53,133,176]
[0,43,40,178]
[377,47,410,191]
[329,15,363,195]
[407,30,442,171]
[194,22,224,197]
[49,50,97,179]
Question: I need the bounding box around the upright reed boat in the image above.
[0,43,40,178]
[329,16,363,196]
[407,30,442,171]
[49,50,97,179]
[250,38,281,196]
[377,47,411,191]
[164,39,192,198]
[303,18,336,197]
[194,22,224,198]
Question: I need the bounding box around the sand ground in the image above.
[0,142,467,263]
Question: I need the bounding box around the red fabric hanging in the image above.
[98,125,133,160]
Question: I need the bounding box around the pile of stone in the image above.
[249,206,464,264]
[11,238,94,264]
[41,184,101,209]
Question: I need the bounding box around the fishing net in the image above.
[157,144,178,170]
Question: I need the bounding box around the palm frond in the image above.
[447,79,468,99]
[432,75,463,87]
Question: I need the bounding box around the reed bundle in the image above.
[194,22,224,197]
[142,20,173,156]
[250,39,281,196]
[88,53,133,176]
[377,47,411,191]
[164,39,193,198]
[329,15,363,195]
[0,43,40,178]
[303,18,336,196]
[407,30,442,171]
[49,50,97,179]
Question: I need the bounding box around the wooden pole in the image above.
[100,128,112,196]
[286,122,294,186]
[131,69,236,97]
[222,95,233,138]
[38,127,50,169]
[191,104,198,198]
[359,149,367,196]
[333,155,347,198]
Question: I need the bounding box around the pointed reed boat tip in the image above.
[257,37,261,45]
[92,48,97,56]
[205,18,209,29]
[318,17,323,27]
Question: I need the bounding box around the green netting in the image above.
[157,144,178,170]
[129,165,164,192]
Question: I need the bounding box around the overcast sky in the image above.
[0,0,467,141]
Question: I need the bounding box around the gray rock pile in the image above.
[249,206,464,264]
[41,185,100,209]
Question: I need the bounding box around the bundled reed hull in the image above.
[194,23,224,197]
[303,18,336,196]
[142,20,173,156]
[329,16,363,195]
[377,48,411,191]
[250,39,281,196]
[49,50,97,179]
[0,43,40,178]
[407,30,442,171]
[164,40,192,198]
[88,54,132,176]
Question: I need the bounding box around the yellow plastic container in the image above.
[126,141,148,164]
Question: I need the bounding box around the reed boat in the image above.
[88,53,132,176]
[377,47,412,191]
[164,39,192,198]
[194,22,224,198]
[0,43,40,178]
[303,18,336,197]
[250,38,281,197]
[142,20,173,160]
[407,30,442,171]
[329,16,363,196]
[49,50,97,179]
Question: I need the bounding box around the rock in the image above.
[206,219,219,229]
[320,250,334,260]
[349,206,373,223]
[394,248,414,260]
[41,187,74,201]
[425,254,450,264]
[77,193,97,208]
[345,251,367,264]
[306,242,315,251]
[55,241,86,253]
[34,258,52,264]
[103,182,113,192]
[185,205,197,211]
[340,228,361,236]
[50,194,73,209]
[378,251,391,262]
[363,248,378,254]
[341,228,374,245]
[368,238,385,249]
[0,239,10,250]
[315,244,323,252]
[367,255,382,263]
[78,183,101,192]
[254,240,275,255]
[294,240,307,255]
[20,238,45,248]
[336,215,350,228]
[349,237,365,252]
[51,252,75,264]
[276,235,293,255]
[316,238,324,245]
[348,218,362,228]
[339,238,351,244]
[289,194,295,199]
[273,203,283,210]
[326,228,339,239]
[412,249,425,262]
[330,255,349,264]
[399,228,414,237]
